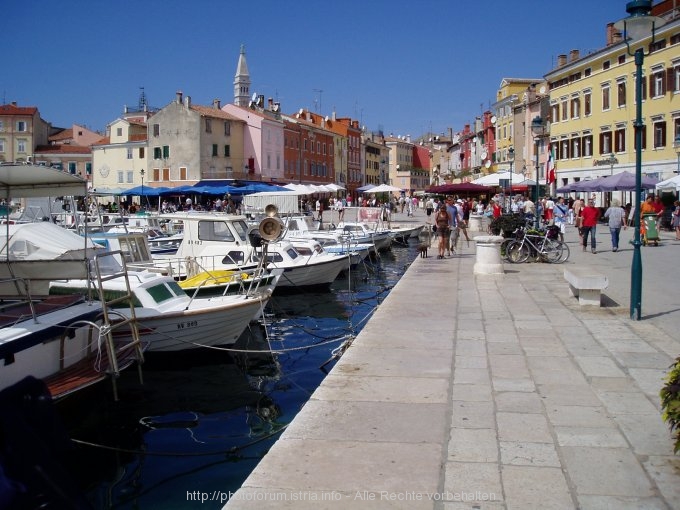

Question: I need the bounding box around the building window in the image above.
[551,103,559,122]
[582,133,593,157]
[117,171,124,183]
[224,145,230,157]
[205,119,212,133]
[674,63,680,93]
[571,137,580,158]
[653,120,666,148]
[600,131,612,154]
[86,162,92,175]
[615,126,626,152]
[584,90,592,116]
[212,144,218,157]
[16,121,27,132]
[561,98,568,121]
[618,54,626,64]
[117,128,123,137]
[560,139,570,160]
[68,162,77,174]
[0,121,4,131]
[17,140,26,153]
[139,147,145,158]
[617,80,627,107]
[224,121,230,136]
[634,126,648,150]
[127,148,133,159]
[126,171,133,183]
[603,60,611,70]
[162,145,170,158]
[153,124,159,137]
[602,84,610,111]
[651,68,666,98]
[0,139,5,152]
[570,96,580,118]
[162,168,170,181]
[179,167,187,180]
[153,147,162,159]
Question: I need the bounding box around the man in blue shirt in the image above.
[445,197,460,256]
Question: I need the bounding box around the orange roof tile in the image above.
[0,103,38,116]
[190,104,242,121]
[35,145,92,155]
[49,129,73,142]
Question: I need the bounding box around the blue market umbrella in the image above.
[120,186,171,197]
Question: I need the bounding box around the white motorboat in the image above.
[88,231,277,297]
[281,214,376,264]
[389,224,425,244]
[50,259,272,353]
[333,221,393,252]
[0,163,145,399]
[155,211,350,292]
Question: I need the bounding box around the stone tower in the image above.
[233,44,251,107]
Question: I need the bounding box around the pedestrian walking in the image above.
[553,196,568,242]
[672,200,680,240]
[604,198,626,252]
[580,199,600,253]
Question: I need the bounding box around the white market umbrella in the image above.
[472,171,514,186]
[369,184,403,193]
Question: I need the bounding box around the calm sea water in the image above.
[57,240,419,509]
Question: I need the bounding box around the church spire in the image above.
[234,44,251,107]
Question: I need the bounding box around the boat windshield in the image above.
[231,220,250,242]
[146,280,186,304]
[198,220,235,242]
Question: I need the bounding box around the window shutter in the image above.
[599,132,605,154]
[666,68,674,93]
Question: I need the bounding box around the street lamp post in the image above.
[531,116,546,229]
[140,168,145,211]
[508,147,515,213]
[674,135,680,174]
[614,0,663,320]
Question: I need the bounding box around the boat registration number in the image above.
[177,320,198,330]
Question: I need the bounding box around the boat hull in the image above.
[112,293,270,352]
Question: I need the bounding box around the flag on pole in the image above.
[546,143,556,185]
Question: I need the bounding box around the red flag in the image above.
[546,143,556,184]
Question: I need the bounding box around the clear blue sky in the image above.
[5,0,629,139]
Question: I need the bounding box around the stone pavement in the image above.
[225,208,680,510]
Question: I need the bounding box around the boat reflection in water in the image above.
[60,240,420,509]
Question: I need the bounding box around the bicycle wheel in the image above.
[506,240,530,263]
[556,241,570,263]
[500,238,515,261]
[540,239,563,263]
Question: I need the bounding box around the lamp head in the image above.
[614,0,663,46]
[508,147,515,161]
[531,116,545,137]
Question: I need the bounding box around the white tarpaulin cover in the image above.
[656,174,680,191]
[0,164,88,198]
[242,192,300,214]
[0,223,97,262]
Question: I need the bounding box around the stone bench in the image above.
[563,267,608,306]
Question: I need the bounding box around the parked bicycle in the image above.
[505,225,570,264]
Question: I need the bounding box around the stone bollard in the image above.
[473,235,504,275]
[467,214,488,233]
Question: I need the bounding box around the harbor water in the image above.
[57,239,420,509]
